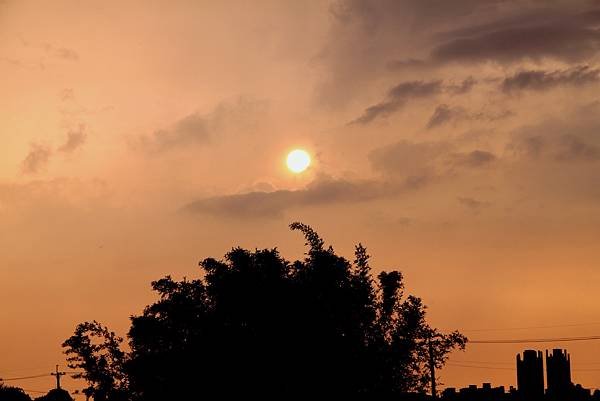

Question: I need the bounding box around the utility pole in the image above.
[428,338,437,399]
[51,365,66,390]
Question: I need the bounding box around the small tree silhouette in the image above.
[62,322,128,401]
[63,223,466,400]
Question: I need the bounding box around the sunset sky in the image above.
[2,0,600,396]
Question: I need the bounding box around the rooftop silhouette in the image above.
[443,349,600,401]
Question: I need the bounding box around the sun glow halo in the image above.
[286,149,311,173]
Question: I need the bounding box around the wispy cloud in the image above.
[183,174,431,218]
[21,144,52,175]
[58,125,87,153]
[457,196,490,212]
[502,65,600,92]
[350,80,443,125]
[450,150,497,168]
[350,78,478,126]
[136,98,266,153]
[431,10,600,64]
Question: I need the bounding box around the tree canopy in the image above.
[63,223,466,400]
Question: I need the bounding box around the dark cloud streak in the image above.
[502,65,600,92]
[183,176,407,218]
[427,104,465,129]
[350,80,442,125]
[431,10,600,64]
[351,78,478,125]
[451,150,497,168]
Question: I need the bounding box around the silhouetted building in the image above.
[517,350,544,400]
[441,350,600,401]
[546,349,572,400]
[442,383,510,401]
[441,383,600,401]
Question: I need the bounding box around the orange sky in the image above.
[2,0,600,397]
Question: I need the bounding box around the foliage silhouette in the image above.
[63,223,466,400]
[62,321,128,401]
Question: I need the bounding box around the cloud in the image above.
[447,77,478,94]
[351,77,479,125]
[182,170,441,218]
[501,65,600,92]
[141,113,210,152]
[54,47,79,61]
[369,140,496,180]
[350,80,443,125]
[21,144,51,175]
[386,58,426,70]
[369,140,449,178]
[509,135,546,159]
[58,125,87,153]
[501,108,600,204]
[317,0,489,107]
[555,134,600,162]
[60,88,75,101]
[0,178,110,214]
[20,126,87,175]
[506,103,600,164]
[137,98,265,153]
[427,104,466,129]
[18,39,79,63]
[317,0,599,106]
[450,150,497,168]
[427,103,513,129]
[457,196,490,211]
[509,133,600,163]
[431,8,600,64]
[183,176,397,218]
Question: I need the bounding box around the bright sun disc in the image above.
[286,149,311,173]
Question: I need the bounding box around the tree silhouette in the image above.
[63,223,466,400]
[62,321,128,401]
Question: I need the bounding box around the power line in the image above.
[452,359,600,367]
[447,363,514,370]
[447,363,600,372]
[470,336,600,344]
[452,359,513,365]
[0,370,83,381]
[461,322,600,333]
[0,365,55,376]
[0,373,50,381]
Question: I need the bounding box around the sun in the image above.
[286,149,311,173]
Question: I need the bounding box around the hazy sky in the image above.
[2,0,600,396]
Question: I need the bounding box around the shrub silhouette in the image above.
[64,223,466,400]
[34,389,74,401]
[0,385,32,401]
